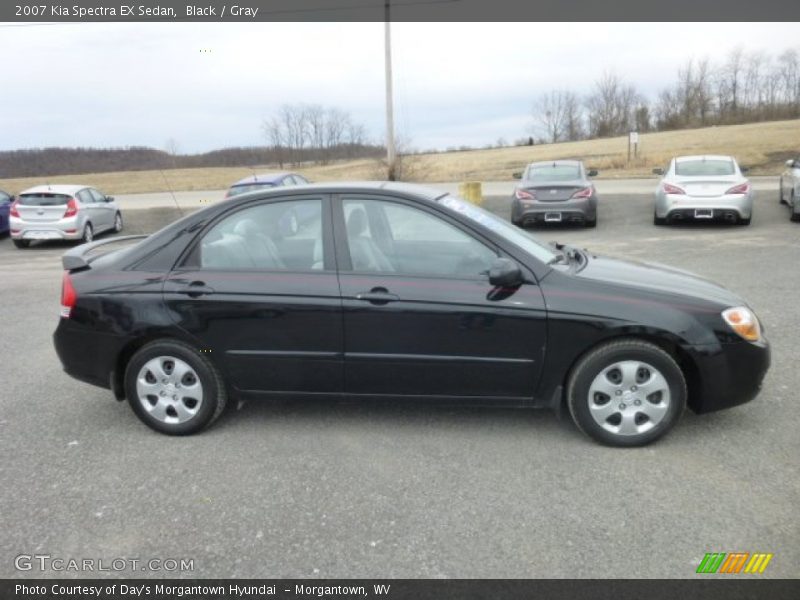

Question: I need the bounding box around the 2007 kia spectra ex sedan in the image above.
[53,182,770,446]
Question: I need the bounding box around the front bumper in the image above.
[10,216,82,240]
[688,337,770,414]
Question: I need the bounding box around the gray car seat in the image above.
[346,208,395,272]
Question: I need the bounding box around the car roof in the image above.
[18,184,90,195]
[231,173,293,186]
[674,155,735,163]
[229,181,447,201]
[527,160,583,168]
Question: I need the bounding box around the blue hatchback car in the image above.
[225,172,309,198]
[0,190,12,236]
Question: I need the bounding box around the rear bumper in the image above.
[688,337,770,414]
[656,194,753,219]
[53,318,125,391]
[513,198,596,224]
[10,216,82,240]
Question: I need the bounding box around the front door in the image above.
[334,194,547,400]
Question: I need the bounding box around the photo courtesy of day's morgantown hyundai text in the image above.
[53,182,770,447]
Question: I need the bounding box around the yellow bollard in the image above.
[458,181,483,205]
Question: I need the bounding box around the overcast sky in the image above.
[2,22,798,153]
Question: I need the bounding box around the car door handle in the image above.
[176,281,215,297]
[355,288,399,304]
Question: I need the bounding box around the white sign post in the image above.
[628,131,639,162]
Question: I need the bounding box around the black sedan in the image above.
[53,183,770,446]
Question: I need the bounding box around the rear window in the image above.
[228,183,275,197]
[525,165,581,181]
[675,160,735,176]
[18,193,71,206]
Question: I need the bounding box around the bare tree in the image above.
[585,72,640,138]
[534,91,570,143]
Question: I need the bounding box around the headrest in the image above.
[346,208,368,236]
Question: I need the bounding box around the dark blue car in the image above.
[0,190,12,236]
[225,172,309,198]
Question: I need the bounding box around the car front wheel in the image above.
[124,340,227,435]
[114,212,123,232]
[567,339,687,446]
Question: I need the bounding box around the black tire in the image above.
[82,223,94,244]
[778,181,785,205]
[738,216,751,226]
[791,194,800,223]
[653,212,667,226]
[124,339,228,435]
[113,212,123,233]
[584,217,597,228]
[13,239,30,249]
[566,338,687,447]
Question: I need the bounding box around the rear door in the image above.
[163,194,343,395]
[334,194,547,400]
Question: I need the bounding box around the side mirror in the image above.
[489,258,522,288]
[652,168,664,176]
[587,169,598,177]
[512,172,522,180]
[740,166,750,173]
[105,196,115,203]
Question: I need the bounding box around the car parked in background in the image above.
[653,155,753,226]
[778,157,800,222]
[0,190,12,236]
[10,184,122,248]
[511,160,599,228]
[225,172,309,198]
[53,182,769,447]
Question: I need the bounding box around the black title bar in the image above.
[3,0,800,22]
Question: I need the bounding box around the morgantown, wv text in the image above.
[16,4,261,18]
[16,583,392,598]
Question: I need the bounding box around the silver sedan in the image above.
[779,157,800,222]
[653,155,753,226]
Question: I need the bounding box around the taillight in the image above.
[515,189,535,200]
[726,182,750,195]
[63,198,78,218]
[663,183,685,195]
[572,187,593,199]
[61,272,77,318]
[9,200,20,218]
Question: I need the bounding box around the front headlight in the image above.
[722,307,761,342]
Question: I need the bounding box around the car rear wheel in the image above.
[779,182,785,204]
[82,223,94,243]
[566,339,686,447]
[113,212,123,233]
[791,194,800,223]
[585,216,597,228]
[738,216,751,226]
[124,340,227,435]
[653,212,667,226]
[13,239,30,249]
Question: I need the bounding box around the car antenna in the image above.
[159,168,184,218]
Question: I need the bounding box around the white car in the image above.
[10,184,123,248]
[653,155,753,226]
[779,157,800,222]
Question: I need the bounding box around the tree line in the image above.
[0,104,379,179]
[533,46,800,143]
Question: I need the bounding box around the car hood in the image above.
[574,253,744,308]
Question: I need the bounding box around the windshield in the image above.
[525,164,581,181]
[227,182,275,197]
[675,159,735,177]
[437,195,558,264]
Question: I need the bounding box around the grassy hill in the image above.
[1,119,798,195]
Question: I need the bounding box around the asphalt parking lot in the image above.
[0,189,798,579]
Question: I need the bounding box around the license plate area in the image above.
[694,209,713,219]
[544,212,562,222]
[25,231,61,240]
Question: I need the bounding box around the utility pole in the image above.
[384,0,397,181]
